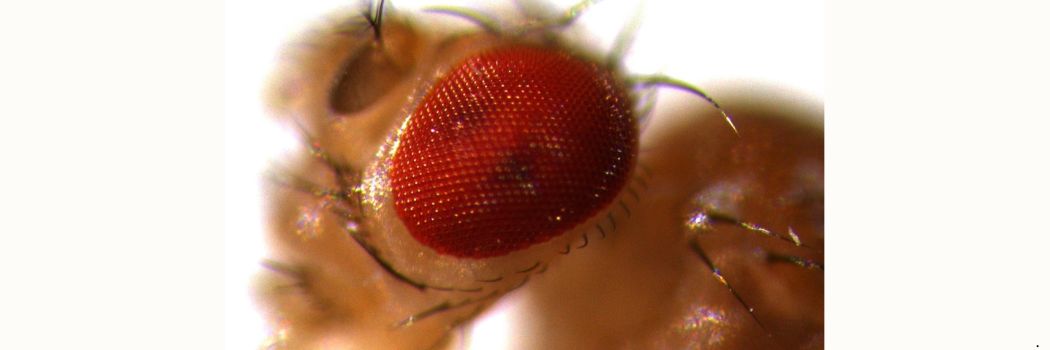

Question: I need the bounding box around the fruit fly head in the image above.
[268,0,647,288]
[260,1,656,347]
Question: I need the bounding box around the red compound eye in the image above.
[389,45,637,258]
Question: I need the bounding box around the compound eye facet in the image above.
[389,45,637,259]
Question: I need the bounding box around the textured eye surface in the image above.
[390,46,636,258]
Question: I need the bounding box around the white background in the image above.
[1,0,1047,349]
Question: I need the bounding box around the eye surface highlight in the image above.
[389,45,636,259]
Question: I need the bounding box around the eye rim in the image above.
[386,44,639,259]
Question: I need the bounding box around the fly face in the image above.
[256,1,823,349]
